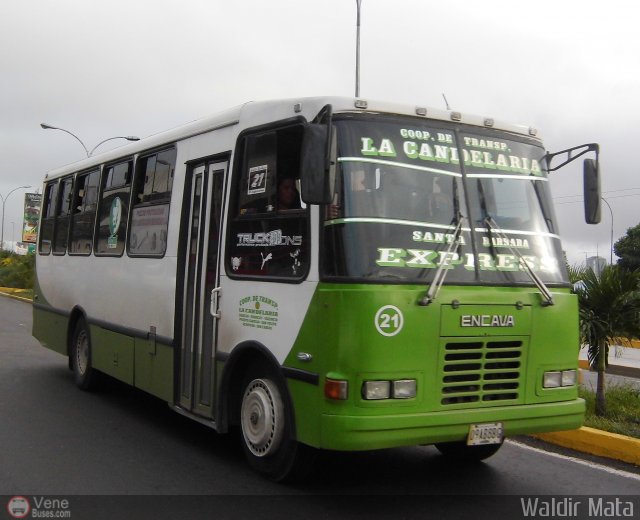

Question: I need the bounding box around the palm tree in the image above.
[571,265,640,416]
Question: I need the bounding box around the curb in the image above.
[532,427,640,466]
[0,289,32,303]
[579,360,640,380]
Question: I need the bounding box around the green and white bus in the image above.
[33,97,601,481]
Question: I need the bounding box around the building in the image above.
[586,256,607,275]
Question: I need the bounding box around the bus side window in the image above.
[227,124,309,280]
[39,181,58,255]
[237,132,277,216]
[52,176,73,255]
[96,160,133,256]
[134,148,176,205]
[128,148,176,257]
[69,169,100,255]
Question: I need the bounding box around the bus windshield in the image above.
[322,115,568,285]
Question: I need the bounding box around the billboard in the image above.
[23,193,41,243]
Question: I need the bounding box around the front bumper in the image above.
[319,398,585,451]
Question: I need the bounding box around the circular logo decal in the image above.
[375,305,404,337]
[109,197,123,235]
[7,496,30,519]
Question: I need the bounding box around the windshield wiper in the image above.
[484,216,554,306]
[474,176,553,306]
[419,213,465,306]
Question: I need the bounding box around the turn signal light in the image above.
[325,378,348,400]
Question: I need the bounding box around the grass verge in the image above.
[579,384,640,439]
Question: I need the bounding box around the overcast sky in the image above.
[1,0,638,265]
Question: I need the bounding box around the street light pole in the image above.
[355,0,362,98]
[601,197,614,265]
[39,124,89,156]
[0,185,31,252]
[40,124,140,157]
[89,136,140,157]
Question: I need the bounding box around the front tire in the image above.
[241,378,285,458]
[71,318,99,391]
[434,440,503,462]
[239,370,315,482]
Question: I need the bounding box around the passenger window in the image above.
[227,124,308,280]
[52,176,73,254]
[237,132,277,216]
[69,169,100,255]
[135,148,176,204]
[128,148,176,257]
[38,181,58,254]
[96,160,132,255]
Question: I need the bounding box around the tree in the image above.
[614,223,640,271]
[572,265,640,416]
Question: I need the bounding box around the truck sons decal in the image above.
[236,230,302,247]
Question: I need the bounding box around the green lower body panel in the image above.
[90,326,135,385]
[319,399,585,451]
[33,304,174,402]
[32,306,67,355]
[134,337,174,402]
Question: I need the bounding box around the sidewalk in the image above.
[579,343,640,386]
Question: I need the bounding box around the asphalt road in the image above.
[1,295,639,519]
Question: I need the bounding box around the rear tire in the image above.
[71,318,99,391]
[239,367,315,482]
[434,440,503,462]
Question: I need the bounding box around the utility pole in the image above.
[355,0,362,97]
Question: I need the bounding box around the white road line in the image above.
[507,439,640,482]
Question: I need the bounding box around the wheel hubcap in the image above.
[76,331,89,375]
[241,379,284,457]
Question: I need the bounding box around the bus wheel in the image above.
[239,374,314,482]
[71,319,98,391]
[434,440,503,462]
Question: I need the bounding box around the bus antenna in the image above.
[442,93,451,111]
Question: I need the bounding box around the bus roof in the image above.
[44,96,540,180]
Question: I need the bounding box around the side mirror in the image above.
[300,124,331,204]
[300,105,333,205]
[583,158,601,224]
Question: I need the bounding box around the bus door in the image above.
[179,159,227,419]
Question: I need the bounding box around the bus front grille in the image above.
[440,340,524,407]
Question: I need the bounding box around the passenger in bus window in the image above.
[429,176,454,222]
[277,177,301,211]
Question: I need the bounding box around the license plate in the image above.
[467,422,504,446]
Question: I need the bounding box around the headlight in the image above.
[543,371,562,388]
[362,381,390,400]
[392,379,417,399]
[543,370,577,388]
[362,379,417,400]
[561,370,577,387]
